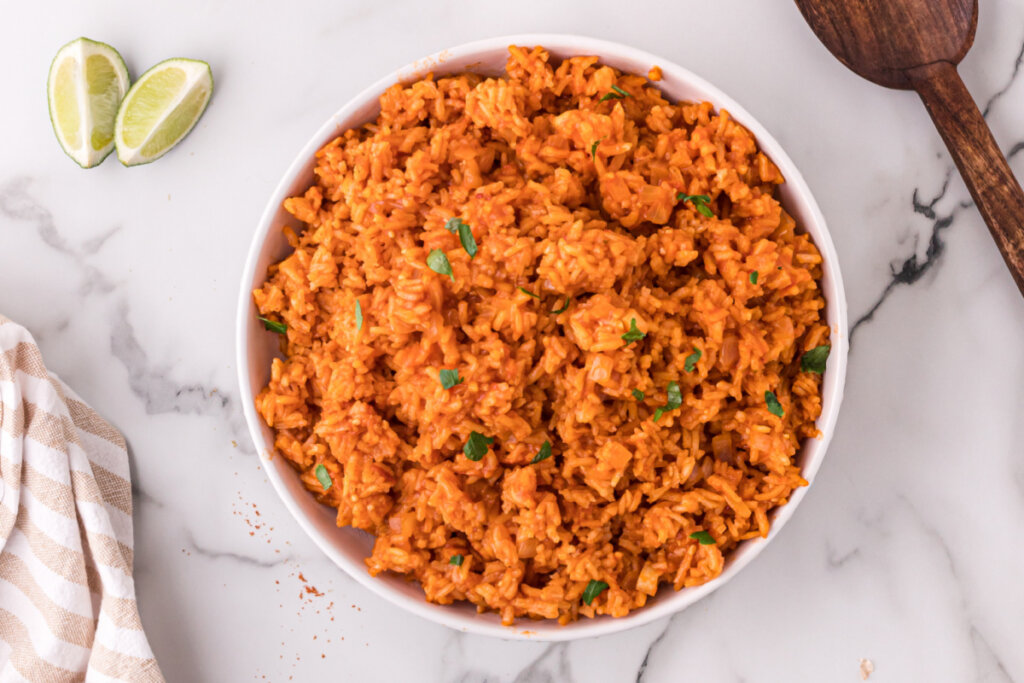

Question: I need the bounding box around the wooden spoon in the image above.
[794,0,1024,295]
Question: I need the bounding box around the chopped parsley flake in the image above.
[684,347,702,373]
[355,300,363,331]
[598,85,631,102]
[314,464,332,491]
[591,139,602,160]
[551,296,571,314]
[690,530,715,545]
[632,389,645,401]
[427,249,454,281]
[621,318,646,345]
[518,287,540,299]
[676,192,714,218]
[258,316,287,334]
[531,440,552,464]
[582,579,610,605]
[449,554,464,566]
[457,221,477,258]
[653,381,682,422]
[463,431,495,461]
[444,217,465,234]
[750,271,759,284]
[765,390,784,417]
[439,369,462,389]
[801,345,831,374]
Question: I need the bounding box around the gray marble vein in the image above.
[850,196,962,341]
[109,301,231,416]
[184,530,293,569]
[969,626,1014,683]
[107,300,255,455]
[848,31,1024,345]
[511,644,573,683]
[634,618,672,683]
[982,34,1024,117]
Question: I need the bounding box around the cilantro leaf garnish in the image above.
[765,390,784,417]
[258,316,287,334]
[457,221,477,258]
[314,464,332,491]
[439,369,462,389]
[551,296,571,314]
[427,249,454,281]
[531,440,552,464]
[463,431,495,461]
[653,381,682,422]
[598,85,631,102]
[690,530,715,545]
[801,345,831,374]
[676,192,714,218]
[582,579,609,605]
[621,318,646,345]
[684,347,702,373]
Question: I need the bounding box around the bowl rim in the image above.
[236,32,848,641]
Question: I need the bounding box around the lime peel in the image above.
[47,37,129,168]
[114,58,213,166]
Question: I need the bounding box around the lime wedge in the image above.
[114,58,213,166]
[47,37,130,168]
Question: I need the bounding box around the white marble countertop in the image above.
[4,1,1024,681]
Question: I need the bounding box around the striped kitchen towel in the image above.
[0,315,163,682]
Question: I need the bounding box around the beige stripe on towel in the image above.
[0,318,163,682]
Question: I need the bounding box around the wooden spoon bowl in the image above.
[795,0,1024,294]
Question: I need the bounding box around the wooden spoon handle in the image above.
[910,61,1024,295]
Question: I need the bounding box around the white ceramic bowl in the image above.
[237,34,848,641]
